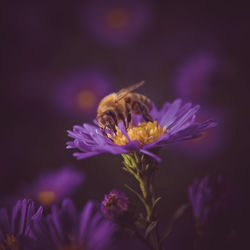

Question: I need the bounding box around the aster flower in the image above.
[54,71,112,119]
[30,199,115,250]
[0,199,43,250]
[173,53,219,102]
[83,0,152,47]
[67,99,216,162]
[188,176,235,236]
[12,167,85,207]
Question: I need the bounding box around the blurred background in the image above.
[1,0,249,249]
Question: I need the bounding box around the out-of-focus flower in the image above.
[31,199,115,250]
[173,53,219,102]
[188,176,235,236]
[0,199,43,249]
[102,189,128,220]
[18,167,85,207]
[54,71,112,119]
[174,108,225,158]
[67,99,216,162]
[83,0,152,47]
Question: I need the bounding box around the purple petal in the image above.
[139,149,162,162]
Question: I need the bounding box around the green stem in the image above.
[151,230,160,250]
[139,175,160,250]
[122,153,161,250]
[138,179,151,219]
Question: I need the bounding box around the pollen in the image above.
[108,121,167,146]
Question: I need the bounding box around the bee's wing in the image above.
[115,81,145,103]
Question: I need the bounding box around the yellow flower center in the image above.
[105,8,129,29]
[59,237,84,250]
[37,190,56,206]
[60,245,83,250]
[76,89,97,109]
[108,121,167,146]
[4,234,20,250]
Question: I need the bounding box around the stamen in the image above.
[108,121,167,146]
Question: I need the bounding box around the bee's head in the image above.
[97,110,117,136]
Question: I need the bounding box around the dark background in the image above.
[1,0,249,248]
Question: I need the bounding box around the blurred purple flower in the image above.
[0,199,43,249]
[83,0,152,47]
[19,167,85,207]
[54,71,112,119]
[188,176,235,235]
[31,199,115,250]
[67,99,216,162]
[102,189,128,220]
[173,53,219,102]
[174,107,225,158]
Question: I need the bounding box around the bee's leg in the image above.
[133,101,153,122]
[106,110,117,126]
[109,122,117,135]
[105,110,118,134]
[102,126,115,142]
[100,127,107,137]
[118,112,127,129]
[125,103,131,128]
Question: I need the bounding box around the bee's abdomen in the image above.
[134,93,152,110]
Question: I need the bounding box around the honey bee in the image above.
[96,81,153,136]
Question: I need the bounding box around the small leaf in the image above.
[122,167,129,172]
[124,184,147,208]
[160,203,190,244]
[172,203,190,220]
[150,197,161,220]
[123,165,136,177]
[145,221,158,238]
[134,153,140,163]
[153,197,162,209]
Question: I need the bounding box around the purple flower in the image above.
[17,167,85,207]
[53,71,112,119]
[173,53,219,102]
[188,176,234,235]
[82,0,152,47]
[0,199,43,249]
[31,199,115,250]
[101,189,128,220]
[67,99,216,162]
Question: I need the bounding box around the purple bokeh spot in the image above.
[82,0,153,47]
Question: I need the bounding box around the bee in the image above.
[96,81,153,136]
